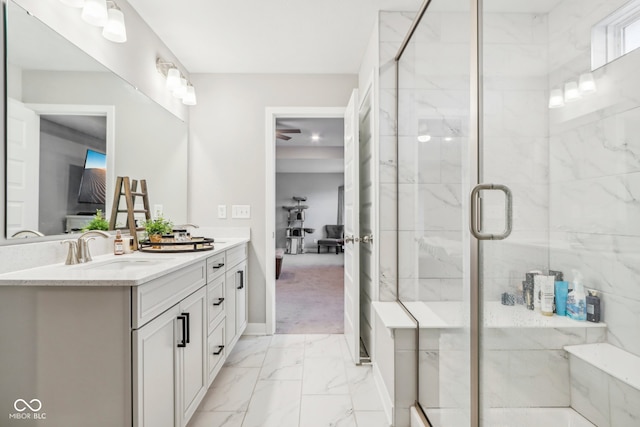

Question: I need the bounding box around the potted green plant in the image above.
[82,209,109,232]
[143,216,173,247]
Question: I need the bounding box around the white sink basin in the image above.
[80,258,173,271]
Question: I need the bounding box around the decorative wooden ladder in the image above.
[108,176,151,249]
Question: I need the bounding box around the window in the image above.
[592,0,640,69]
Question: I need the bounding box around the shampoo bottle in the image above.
[567,271,586,321]
[540,275,555,316]
[586,290,601,323]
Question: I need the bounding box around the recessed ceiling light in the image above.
[417,134,431,143]
[311,134,320,142]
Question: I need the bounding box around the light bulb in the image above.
[60,0,85,7]
[548,88,565,108]
[564,81,580,102]
[81,0,108,26]
[102,7,127,43]
[173,78,188,98]
[183,86,197,106]
[166,68,181,91]
[579,73,596,94]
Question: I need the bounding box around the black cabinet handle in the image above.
[177,315,186,348]
[212,345,225,355]
[237,270,244,289]
[212,263,224,269]
[213,297,225,306]
[183,312,190,344]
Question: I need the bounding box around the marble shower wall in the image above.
[480,11,551,300]
[389,9,470,304]
[548,0,640,358]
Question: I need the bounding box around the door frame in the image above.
[26,103,116,220]
[264,106,346,335]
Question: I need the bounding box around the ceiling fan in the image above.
[276,128,301,141]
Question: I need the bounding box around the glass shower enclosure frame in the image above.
[396,0,637,426]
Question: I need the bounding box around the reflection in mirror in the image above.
[4,0,189,241]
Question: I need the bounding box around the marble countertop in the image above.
[374,301,607,329]
[0,237,249,287]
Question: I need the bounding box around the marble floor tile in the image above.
[187,411,245,427]
[242,380,302,427]
[224,336,272,367]
[270,334,306,349]
[354,411,389,427]
[198,367,260,412]
[303,357,350,395]
[299,395,356,427]
[259,347,305,380]
[305,334,344,359]
[344,364,384,411]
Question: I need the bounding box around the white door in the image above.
[344,89,360,364]
[6,98,39,237]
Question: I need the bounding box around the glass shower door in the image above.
[395,0,472,425]
[478,0,635,425]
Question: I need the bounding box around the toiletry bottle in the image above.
[114,230,124,255]
[555,281,569,316]
[586,290,601,323]
[533,274,545,312]
[540,275,555,316]
[567,271,586,321]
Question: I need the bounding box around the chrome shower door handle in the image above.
[470,183,513,240]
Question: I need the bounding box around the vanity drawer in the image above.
[225,244,247,270]
[207,317,226,386]
[207,275,225,330]
[206,252,226,282]
[132,261,206,329]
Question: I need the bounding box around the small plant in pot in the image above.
[143,216,173,248]
[82,209,109,232]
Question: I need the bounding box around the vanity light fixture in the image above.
[173,77,188,99]
[183,85,197,106]
[81,0,108,26]
[156,57,198,106]
[564,81,581,102]
[102,2,127,43]
[60,0,127,43]
[579,72,597,94]
[548,88,565,108]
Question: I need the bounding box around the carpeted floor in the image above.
[276,261,344,334]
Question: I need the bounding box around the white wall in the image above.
[188,73,357,325]
[276,173,344,250]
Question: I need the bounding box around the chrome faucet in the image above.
[77,230,111,263]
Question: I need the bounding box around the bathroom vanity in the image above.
[0,238,249,427]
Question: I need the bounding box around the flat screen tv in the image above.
[78,149,107,204]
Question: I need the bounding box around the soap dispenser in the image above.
[567,270,586,321]
[114,230,124,255]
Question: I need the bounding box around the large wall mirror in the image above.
[4,0,188,242]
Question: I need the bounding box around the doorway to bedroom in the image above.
[274,116,346,334]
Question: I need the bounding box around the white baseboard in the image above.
[243,322,268,335]
[373,362,393,426]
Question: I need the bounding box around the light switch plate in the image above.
[232,205,251,219]
[217,205,227,219]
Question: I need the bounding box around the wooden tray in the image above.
[139,237,215,253]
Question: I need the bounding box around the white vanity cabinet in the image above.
[133,263,208,427]
[0,239,250,427]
